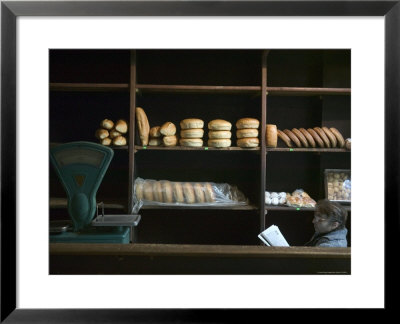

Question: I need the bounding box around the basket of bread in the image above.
[132,178,248,212]
[324,169,351,203]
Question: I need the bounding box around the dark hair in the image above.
[315,199,348,229]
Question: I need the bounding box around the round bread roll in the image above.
[149,126,161,138]
[314,127,331,148]
[179,138,203,147]
[299,128,316,148]
[292,128,308,147]
[112,136,127,146]
[207,139,231,148]
[237,137,259,148]
[204,182,216,203]
[236,118,260,129]
[266,124,278,148]
[160,122,176,136]
[143,181,154,201]
[109,129,121,139]
[173,182,185,203]
[153,181,164,202]
[330,127,345,148]
[193,183,206,203]
[161,181,174,203]
[345,138,351,150]
[180,128,204,139]
[180,118,204,129]
[135,181,144,201]
[95,128,109,140]
[277,129,292,147]
[135,107,150,146]
[307,128,324,147]
[322,127,337,148]
[208,130,232,139]
[163,135,178,146]
[236,128,259,139]
[208,119,232,131]
[115,119,128,134]
[183,182,196,204]
[100,119,114,130]
[100,137,112,146]
[148,138,163,146]
[283,129,301,147]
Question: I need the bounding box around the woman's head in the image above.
[313,199,348,234]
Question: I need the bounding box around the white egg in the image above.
[272,197,279,205]
[271,192,279,199]
[265,197,272,205]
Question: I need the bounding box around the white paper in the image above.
[259,225,290,247]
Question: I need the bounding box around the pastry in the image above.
[330,127,345,148]
[299,128,316,148]
[322,127,337,148]
[283,129,301,147]
[135,107,150,146]
[236,118,259,129]
[277,129,292,147]
[307,128,324,148]
[208,119,232,131]
[292,128,309,147]
[314,127,331,148]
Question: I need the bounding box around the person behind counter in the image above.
[305,199,348,247]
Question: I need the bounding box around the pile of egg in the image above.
[265,191,287,205]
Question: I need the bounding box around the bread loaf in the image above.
[149,126,161,138]
[112,135,127,146]
[180,118,204,129]
[163,135,178,146]
[208,130,231,139]
[148,138,163,146]
[95,128,109,140]
[237,137,259,148]
[109,129,121,139]
[236,118,259,129]
[266,124,277,148]
[100,119,114,130]
[100,137,112,146]
[236,129,259,139]
[135,107,150,146]
[115,119,128,134]
[160,122,176,136]
[207,139,231,148]
[208,119,232,131]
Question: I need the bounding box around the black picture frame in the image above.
[1,0,397,321]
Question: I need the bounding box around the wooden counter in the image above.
[50,243,351,275]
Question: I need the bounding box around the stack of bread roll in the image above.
[160,121,177,146]
[95,118,128,146]
[207,119,232,148]
[236,118,260,148]
[179,118,204,147]
[277,126,346,149]
[148,126,162,146]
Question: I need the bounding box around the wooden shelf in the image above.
[135,145,260,151]
[265,205,351,213]
[267,147,349,153]
[267,87,351,96]
[50,142,128,150]
[141,204,258,211]
[50,197,126,210]
[50,83,129,92]
[136,84,261,94]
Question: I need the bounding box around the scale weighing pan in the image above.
[49,141,140,243]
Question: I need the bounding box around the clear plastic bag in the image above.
[132,178,248,213]
[285,189,316,208]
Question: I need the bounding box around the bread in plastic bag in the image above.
[132,178,248,213]
[286,189,316,208]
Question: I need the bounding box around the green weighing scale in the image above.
[49,141,140,243]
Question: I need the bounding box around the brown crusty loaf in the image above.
[299,128,316,148]
[330,127,345,148]
[277,129,292,147]
[163,135,178,146]
[115,119,128,134]
[135,107,150,146]
[180,118,204,130]
[283,129,301,147]
[236,118,260,129]
[112,135,127,146]
[149,126,161,138]
[237,137,259,148]
[100,137,112,146]
[100,119,114,130]
[266,124,277,148]
[236,129,259,139]
[322,127,337,148]
[148,138,163,146]
[307,128,324,148]
[160,122,177,136]
[109,129,121,139]
[208,119,232,131]
[292,128,308,147]
[314,127,331,148]
[95,128,109,140]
